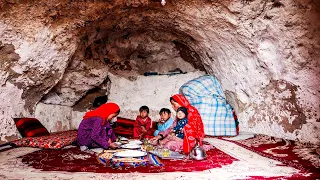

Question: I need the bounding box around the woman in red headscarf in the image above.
[150,94,211,154]
[77,102,120,150]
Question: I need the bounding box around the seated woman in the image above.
[150,94,213,154]
[77,102,120,150]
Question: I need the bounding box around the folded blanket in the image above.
[180,75,237,136]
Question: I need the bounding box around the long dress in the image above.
[77,102,120,149]
[77,116,116,149]
[159,117,213,153]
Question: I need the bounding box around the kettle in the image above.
[189,140,207,160]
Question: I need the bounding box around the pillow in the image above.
[113,117,157,138]
[113,117,135,137]
[116,117,135,128]
[233,110,240,135]
[114,126,134,137]
[11,130,77,149]
[151,121,157,129]
[13,118,50,137]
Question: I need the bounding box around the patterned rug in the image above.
[19,146,236,173]
[0,135,319,179]
[225,134,320,179]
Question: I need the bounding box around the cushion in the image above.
[114,126,133,137]
[233,110,240,135]
[11,130,77,149]
[113,117,157,138]
[151,121,157,129]
[116,117,135,128]
[113,117,135,137]
[13,118,50,137]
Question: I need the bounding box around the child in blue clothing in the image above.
[172,107,188,139]
[154,108,174,136]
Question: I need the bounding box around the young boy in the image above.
[134,106,154,139]
[154,108,174,136]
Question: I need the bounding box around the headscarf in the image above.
[171,94,205,153]
[83,102,120,122]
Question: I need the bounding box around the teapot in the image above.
[189,140,207,160]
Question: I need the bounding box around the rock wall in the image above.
[0,0,319,144]
[218,0,320,143]
[108,71,206,121]
[0,22,77,143]
[35,103,72,133]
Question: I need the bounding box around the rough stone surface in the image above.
[108,71,206,121]
[0,0,319,144]
[34,103,72,133]
[0,82,29,143]
[70,111,85,131]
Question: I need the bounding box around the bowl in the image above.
[120,137,129,141]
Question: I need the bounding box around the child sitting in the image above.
[133,105,154,139]
[172,107,188,139]
[154,108,174,136]
[153,107,188,152]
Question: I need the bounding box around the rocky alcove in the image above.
[0,0,319,144]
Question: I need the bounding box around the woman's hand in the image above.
[109,142,120,149]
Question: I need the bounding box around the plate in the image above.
[120,144,141,149]
[120,137,129,141]
[128,140,142,145]
[114,150,147,157]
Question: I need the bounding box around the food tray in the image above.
[149,150,186,159]
[97,150,149,168]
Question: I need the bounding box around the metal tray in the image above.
[149,150,186,159]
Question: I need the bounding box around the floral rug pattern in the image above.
[0,135,319,180]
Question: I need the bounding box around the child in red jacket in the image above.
[133,106,154,140]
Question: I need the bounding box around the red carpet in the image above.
[10,135,319,179]
[20,146,237,173]
[225,135,320,179]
